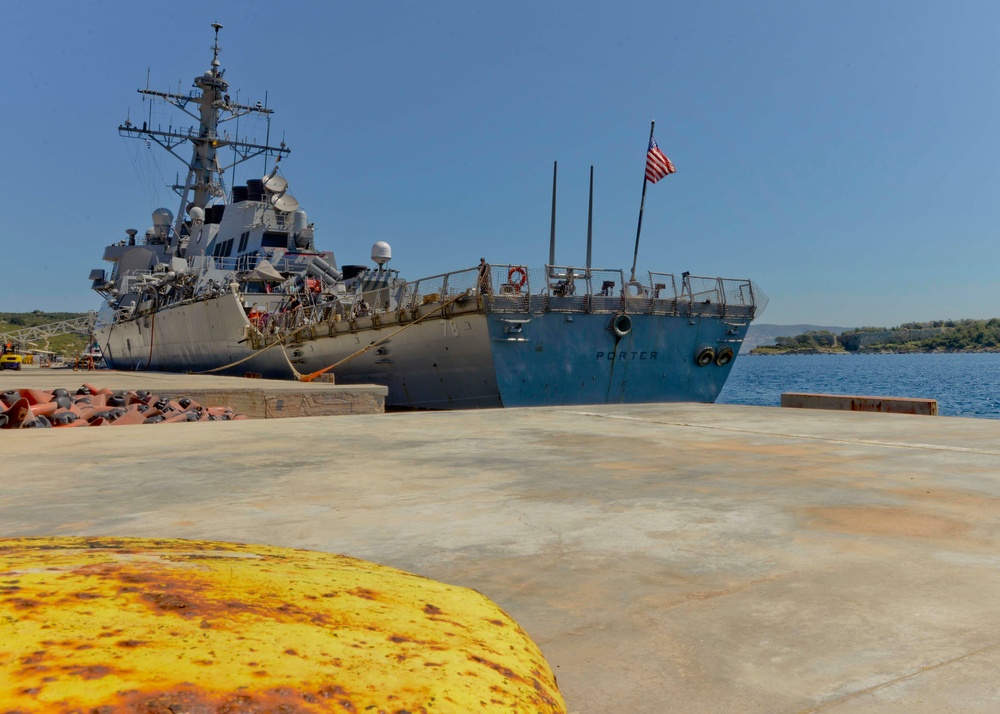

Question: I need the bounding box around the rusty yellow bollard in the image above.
[0,537,566,713]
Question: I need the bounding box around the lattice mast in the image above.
[117,23,290,242]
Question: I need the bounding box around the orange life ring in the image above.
[247,309,267,328]
[507,266,527,292]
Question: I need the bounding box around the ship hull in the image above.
[96,293,749,409]
[487,312,744,407]
[96,295,294,379]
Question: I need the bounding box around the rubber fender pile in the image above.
[0,385,247,429]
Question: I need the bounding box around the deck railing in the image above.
[480,264,767,319]
[248,263,767,340]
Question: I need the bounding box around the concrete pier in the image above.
[0,368,386,417]
[4,402,1000,712]
[782,391,939,416]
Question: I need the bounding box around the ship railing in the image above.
[483,264,532,312]
[297,268,484,329]
[218,253,328,277]
[393,268,483,313]
[253,265,766,336]
[346,285,396,319]
[481,265,766,318]
[647,273,767,319]
[253,292,332,336]
[207,255,242,274]
[484,264,631,314]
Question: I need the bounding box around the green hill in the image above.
[0,311,93,358]
[752,319,1000,354]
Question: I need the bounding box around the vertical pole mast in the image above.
[263,90,270,175]
[630,120,656,282]
[586,165,594,271]
[548,161,557,268]
[230,90,240,198]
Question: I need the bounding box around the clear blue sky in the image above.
[3,1,998,327]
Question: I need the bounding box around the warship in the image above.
[91,25,767,409]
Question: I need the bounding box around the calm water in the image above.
[717,353,1000,419]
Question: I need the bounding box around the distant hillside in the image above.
[0,311,92,358]
[742,324,852,353]
[752,319,1000,354]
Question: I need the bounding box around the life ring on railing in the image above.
[247,309,267,329]
[695,345,716,367]
[507,266,527,293]
[715,347,734,366]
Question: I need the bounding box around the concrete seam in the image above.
[795,640,1000,713]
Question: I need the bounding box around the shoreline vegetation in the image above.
[751,319,1000,355]
[0,311,90,358]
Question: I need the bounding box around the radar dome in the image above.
[152,208,173,228]
[189,206,205,223]
[372,241,392,266]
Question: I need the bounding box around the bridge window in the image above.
[261,231,287,248]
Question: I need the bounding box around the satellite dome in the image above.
[372,241,391,266]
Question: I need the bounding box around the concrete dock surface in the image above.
[4,402,1000,712]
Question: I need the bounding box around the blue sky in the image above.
[2,1,998,327]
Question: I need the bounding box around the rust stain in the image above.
[891,486,1000,512]
[804,505,967,539]
[469,654,524,683]
[63,664,117,680]
[18,651,47,666]
[116,685,321,713]
[143,591,192,611]
[72,563,335,628]
[8,598,40,610]
[115,639,146,648]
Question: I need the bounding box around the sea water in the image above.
[717,353,1000,419]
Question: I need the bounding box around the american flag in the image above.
[645,137,676,183]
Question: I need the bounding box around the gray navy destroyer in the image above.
[91,25,767,409]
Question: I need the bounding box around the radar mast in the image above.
[118,24,291,244]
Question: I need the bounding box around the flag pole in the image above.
[630,120,656,283]
[548,161,558,268]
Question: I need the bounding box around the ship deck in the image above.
[3,386,1000,712]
